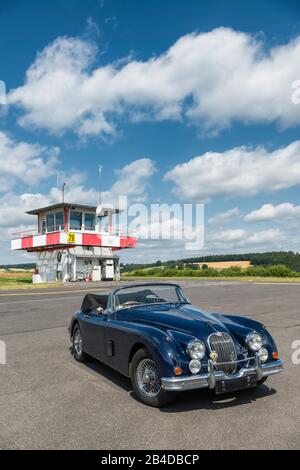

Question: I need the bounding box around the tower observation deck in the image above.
[11,202,136,283]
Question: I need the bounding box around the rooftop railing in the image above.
[11,226,136,240]
[11,228,39,239]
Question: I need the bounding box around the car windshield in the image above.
[114,284,189,309]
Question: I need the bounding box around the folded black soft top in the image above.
[81,293,108,313]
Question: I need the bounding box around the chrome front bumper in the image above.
[161,358,283,392]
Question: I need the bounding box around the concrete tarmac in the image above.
[0,280,298,449]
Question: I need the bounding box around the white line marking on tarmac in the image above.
[0,295,84,306]
[1,324,68,336]
[254,282,300,286]
[0,287,108,297]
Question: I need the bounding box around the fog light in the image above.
[189,359,201,374]
[258,347,269,363]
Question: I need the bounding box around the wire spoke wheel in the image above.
[74,329,83,356]
[136,359,161,398]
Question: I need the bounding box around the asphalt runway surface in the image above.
[0,280,299,450]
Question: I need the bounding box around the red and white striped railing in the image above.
[11,227,137,251]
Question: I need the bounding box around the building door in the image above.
[84,259,93,280]
[76,258,85,281]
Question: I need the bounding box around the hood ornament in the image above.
[210,351,218,363]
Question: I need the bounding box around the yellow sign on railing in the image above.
[67,232,76,243]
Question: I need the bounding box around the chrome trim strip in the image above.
[161,359,283,392]
[212,356,255,366]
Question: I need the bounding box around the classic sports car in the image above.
[69,283,283,407]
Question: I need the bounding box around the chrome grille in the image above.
[208,332,237,375]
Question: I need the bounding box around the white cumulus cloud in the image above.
[107,158,156,203]
[0,158,155,232]
[164,141,300,200]
[206,227,285,251]
[209,228,246,242]
[245,202,300,222]
[208,207,240,225]
[247,228,284,244]
[8,28,300,137]
[0,131,59,190]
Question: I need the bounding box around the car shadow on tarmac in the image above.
[82,358,277,412]
[160,385,277,413]
[84,358,133,392]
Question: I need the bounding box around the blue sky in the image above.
[2,0,300,264]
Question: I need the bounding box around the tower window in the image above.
[46,213,55,232]
[70,211,82,230]
[85,213,95,230]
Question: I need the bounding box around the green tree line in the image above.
[122,251,300,273]
[129,264,300,278]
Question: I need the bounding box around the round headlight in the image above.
[189,359,201,374]
[258,347,269,363]
[246,332,263,351]
[187,340,206,360]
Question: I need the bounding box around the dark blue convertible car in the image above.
[69,283,283,407]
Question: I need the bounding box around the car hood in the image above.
[122,303,231,339]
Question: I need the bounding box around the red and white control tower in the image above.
[11,202,136,283]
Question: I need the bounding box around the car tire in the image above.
[72,325,88,363]
[131,348,175,407]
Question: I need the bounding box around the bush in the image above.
[267,264,297,277]
[185,263,200,270]
[221,266,243,277]
[244,265,269,277]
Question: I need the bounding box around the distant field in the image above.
[0,270,32,288]
[0,270,32,276]
[191,260,251,269]
[0,272,62,290]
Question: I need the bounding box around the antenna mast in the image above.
[57,174,66,203]
[61,182,66,203]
